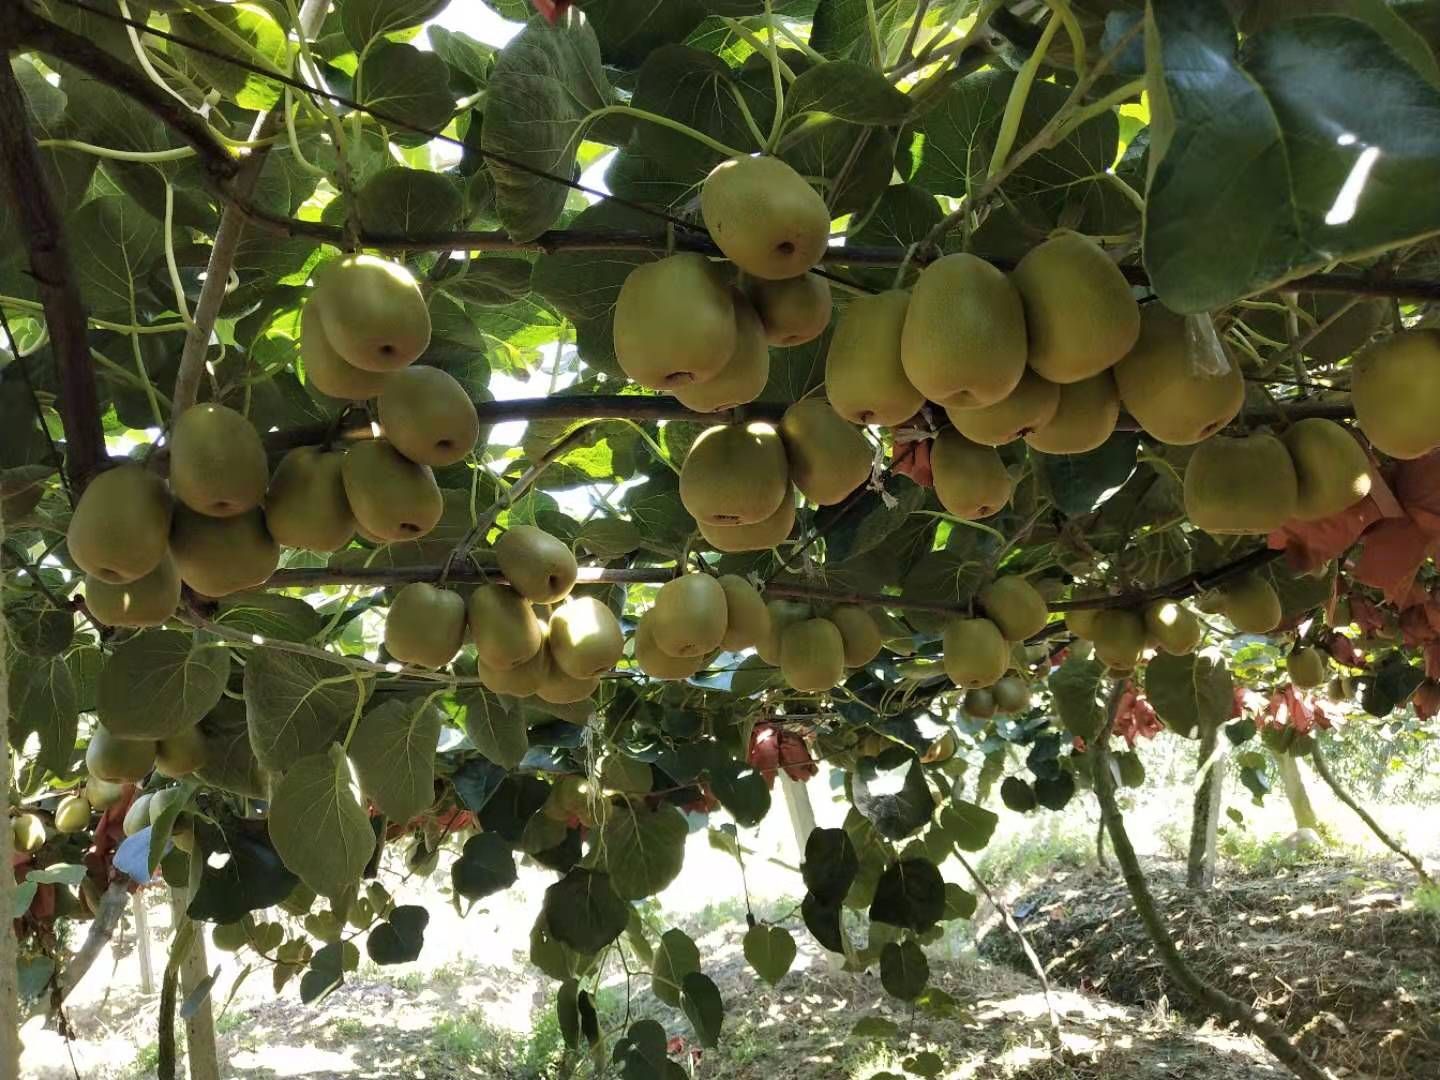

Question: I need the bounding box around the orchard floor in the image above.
[21,770,1439,1080]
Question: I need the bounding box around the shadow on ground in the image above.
[981,855,1440,1079]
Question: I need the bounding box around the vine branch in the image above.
[172,0,330,415]
[956,851,1063,1050]
[1309,740,1433,887]
[0,56,106,490]
[262,545,1283,621]
[1092,730,1337,1080]
[265,393,1358,457]
[57,881,131,1003]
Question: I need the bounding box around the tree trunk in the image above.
[1187,727,1225,889]
[0,498,19,1079]
[1092,735,1336,1080]
[1274,752,1320,832]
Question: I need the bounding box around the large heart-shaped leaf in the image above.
[97,630,230,740]
[1145,1,1440,311]
[244,648,366,771]
[481,18,611,240]
[542,869,630,954]
[743,924,797,985]
[268,745,376,901]
[594,803,687,899]
[348,696,442,822]
[1144,652,1234,738]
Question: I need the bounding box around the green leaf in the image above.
[595,803,687,899]
[1144,2,1440,311]
[1243,0,1440,83]
[708,762,771,827]
[802,826,859,903]
[779,111,891,216]
[213,593,324,643]
[1144,652,1234,739]
[187,830,297,923]
[847,183,943,288]
[172,5,288,111]
[802,891,845,952]
[438,258,533,307]
[786,60,911,125]
[1363,650,1424,716]
[366,904,429,965]
[244,648,366,771]
[456,689,527,770]
[758,328,828,404]
[903,1049,945,1078]
[938,799,998,853]
[13,882,38,919]
[942,882,978,921]
[10,653,77,773]
[899,68,1011,197]
[843,807,891,909]
[1034,771,1077,811]
[652,927,700,1006]
[1049,658,1108,741]
[97,630,230,740]
[299,941,347,1005]
[356,167,463,235]
[481,18,611,240]
[6,593,74,656]
[1034,433,1140,516]
[348,696,442,822]
[796,59,917,124]
[360,43,456,136]
[429,27,496,94]
[680,971,724,1048]
[341,0,451,50]
[869,857,945,932]
[147,782,194,872]
[68,196,161,319]
[742,924,796,985]
[851,1015,901,1040]
[631,46,769,178]
[811,0,917,64]
[194,699,268,799]
[268,745,376,901]
[451,832,518,900]
[580,0,709,68]
[26,863,86,887]
[879,939,928,1000]
[542,868,630,954]
[557,979,581,1049]
[821,480,926,567]
[850,755,934,840]
[477,775,549,844]
[577,517,643,558]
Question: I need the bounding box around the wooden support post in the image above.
[133,893,155,995]
[169,890,220,1080]
[779,773,816,862]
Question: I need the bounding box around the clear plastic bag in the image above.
[1183,311,1231,377]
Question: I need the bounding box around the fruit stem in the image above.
[569,106,747,166]
[717,17,797,83]
[986,13,1062,181]
[763,1,788,152]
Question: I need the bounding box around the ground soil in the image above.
[979,855,1440,1079]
